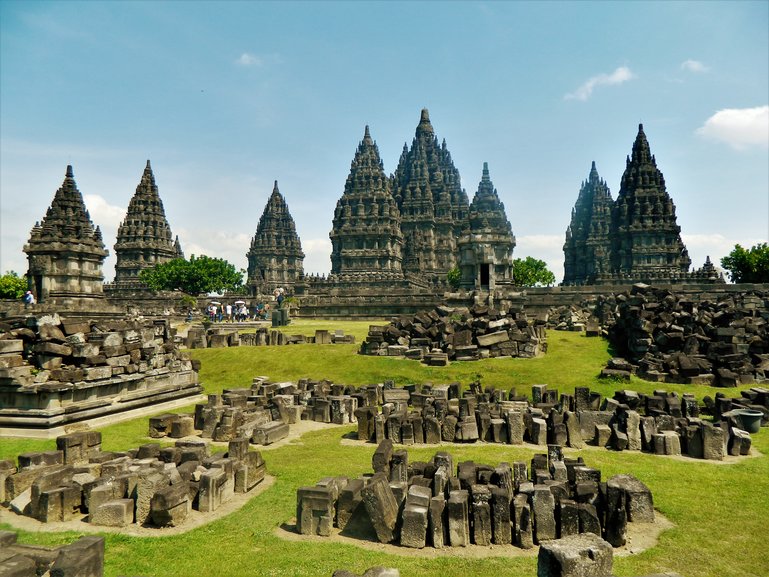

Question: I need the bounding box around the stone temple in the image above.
[24,165,109,306]
[247,180,305,295]
[112,160,183,288]
[563,124,720,285]
[457,162,516,290]
[392,109,470,285]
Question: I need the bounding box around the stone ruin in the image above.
[0,315,201,431]
[352,381,764,461]
[359,303,547,364]
[0,430,266,529]
[297,441,655,550]
[599,284,769,387]
[332,532,685,577]
[0,530,104,577]
[184,326,354,349]
[148,377,362,447]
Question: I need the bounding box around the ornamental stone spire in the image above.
[113,160,181,285]
[329,126,404,280]
[610,124,691,279]
[562,161,613,285]
[247,180,305,294]
[24,164,108,303]
[457,163,515,289]
[391,109,469,284]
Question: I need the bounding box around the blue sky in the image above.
[2,0,767,283]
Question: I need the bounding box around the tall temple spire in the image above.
[391,108,469,284]
[610,124,691,279]
[113,160,181,285]
[247,179,304,295]
[562,161,613,285]
[329,125,403,280]
[24,165,108,303]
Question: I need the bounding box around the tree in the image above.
[513,257,556,287]
[446,266,462,290]
[139,255,243,295]
[720,243,769,283]
[0,271,27,299]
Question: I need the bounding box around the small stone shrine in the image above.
[296,441,655,549]
[457,162,516,290]
[23,165,109,306]
[112,160,183,288]
[246,180,305,295]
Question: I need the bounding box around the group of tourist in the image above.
[206,302,269,323]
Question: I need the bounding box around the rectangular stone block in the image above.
[361,472,399,544]
[90,499,134,527]
[447,490,469,547]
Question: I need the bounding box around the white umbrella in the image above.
[234,300,246,305]
[209,301,221,305]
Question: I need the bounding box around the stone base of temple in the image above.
[0,369,203,436]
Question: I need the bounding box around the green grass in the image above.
[1,324,767,577]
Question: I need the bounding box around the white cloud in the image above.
[564,66,635,101]
[82,194,126,232]
[696,106,769,150]
[302,238,332,275]
[236,52,263,67]
[681,59,709,73]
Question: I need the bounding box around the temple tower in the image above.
[247,180,305,294]
[24,165,109,303]
[391,109,469,284]
[562,162,613,285]
[113,160,182,285]
[610,124,691,280]
[457,163,515,290]
[329,126,404,281]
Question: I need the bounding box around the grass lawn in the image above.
[1,324,767,577]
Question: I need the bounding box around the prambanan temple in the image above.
[19,112,723,316]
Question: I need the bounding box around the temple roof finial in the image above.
[66,165,73,178]
[146,159,151,169]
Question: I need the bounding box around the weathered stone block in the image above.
[537,532,613,577]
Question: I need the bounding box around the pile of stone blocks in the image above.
[0,431,266,529]
[149,377,361,446]
[0,314,202,429]
[0,530,104,577]
[352,381,761,462]
[602,284,769,386]
[185,327,354,349]
[359,303,547,362]
[297,441,654,550]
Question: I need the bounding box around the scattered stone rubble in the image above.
[353,381,764,461]
[359,304,547,364]
[600,284,769,386]
[149,377,362,446]
[184,326,354,349]
[298,441,654,550]
[0,314,202,429]
[0,530,104,577]
[0,430,266,528]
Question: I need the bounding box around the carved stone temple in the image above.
[112,160,183,288]
[563,124,721,285]
[457,162,516,290]
[562,161,613,285]
[391,109,470,286]
[24,165,109,305]
[328,126,408,286]
[246,180,305,294]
